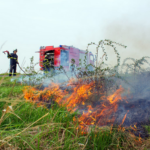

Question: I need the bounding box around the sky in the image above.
[0,0,150,73]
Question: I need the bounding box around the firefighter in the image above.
[7,49,19,76]
[70,59,75,77]
[43,54,50,74]
[49,57,54,72]
[43,54,54,75]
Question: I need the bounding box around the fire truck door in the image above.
[54,49,60,66]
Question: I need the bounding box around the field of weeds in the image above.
[0,40,150,150]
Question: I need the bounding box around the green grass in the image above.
[0,73,22,76]
[144,126,150,134]
[0,76,24,98]
[0,75,150,150]
[0,102,131,150]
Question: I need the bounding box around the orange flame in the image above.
[121,110,129,125]
[23,80,127,134]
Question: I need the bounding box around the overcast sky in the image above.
[0,0,150,73]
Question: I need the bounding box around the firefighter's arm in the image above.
[7,53,11,59]
[12,56,19,64]
[7,54,15,60]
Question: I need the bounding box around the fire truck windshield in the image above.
[60,50,69,66]
[90,55,94,61]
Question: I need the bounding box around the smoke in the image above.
[10,71,75,87]
[102,19,150,66]
[101,19,150,125]
[107,71,150,128]
[42,71,76,87]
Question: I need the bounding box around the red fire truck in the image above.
[37,45,95,71]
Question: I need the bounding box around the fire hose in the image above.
[3,50,29,76]
[3,50,9,55]
[17,64,29,76]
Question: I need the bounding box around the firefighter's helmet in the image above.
[13,49,17,52]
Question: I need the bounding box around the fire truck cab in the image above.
[37,45,95,71]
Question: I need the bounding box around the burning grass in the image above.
[23,75,150,140]
[23,80,125,128]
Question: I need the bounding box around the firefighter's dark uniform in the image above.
[43,56,50,73]
[70,63,75,76]
[7,52,18,76]
[43,56,54,75]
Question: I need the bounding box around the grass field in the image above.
[0,75,150,150]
